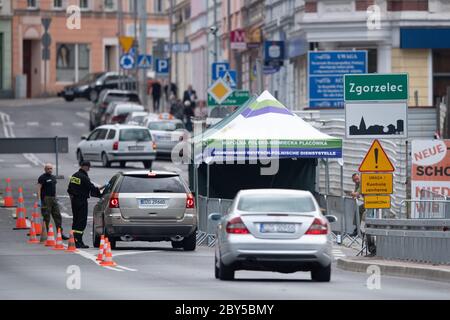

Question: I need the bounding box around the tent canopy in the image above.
[195,91,342,163]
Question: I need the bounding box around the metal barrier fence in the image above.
[366,218,450,264]
[197,196,233,246]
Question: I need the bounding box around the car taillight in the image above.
[226,217,249,234]
[152,142,157,150]
[186,193,195,209]
[109,193,120,208]
[305,218,328,235]
[113,141,119,150]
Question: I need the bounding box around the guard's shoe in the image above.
[75,241,89,249]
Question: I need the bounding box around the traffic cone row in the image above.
[27,222,40,244]
[3,178,15,207]
[100,239,117,267]
[45,223,56,247]
[14,188,29,230]
[96,235,105,261]
[31,202,42,235]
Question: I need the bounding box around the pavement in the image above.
[0,98,450,299]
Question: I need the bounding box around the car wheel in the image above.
[143,161,153,169]
[182,231,196,251]
[171,241,183,249]
[311,264,331,282]
[214,255,219,279]
[102,152,111,168]
[218,256,234,281]
[64,95,74,102]
[89,90,98,102]
[77,150,84,166]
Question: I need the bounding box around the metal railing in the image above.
[196,196,233,246]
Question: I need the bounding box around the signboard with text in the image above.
[308,51,367,108]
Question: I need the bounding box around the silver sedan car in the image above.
[210,189,337,282]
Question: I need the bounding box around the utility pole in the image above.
[213,0,218,64]
[138,0,148,108]
[117,0,123,90]
[168,0,173,97]
[134,0,138,92]
[227,0,231,63]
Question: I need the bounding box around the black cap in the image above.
[80,161,91,167]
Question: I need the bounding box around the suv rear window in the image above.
[105,93,141,104]
[119,129,152,142]
[148,121,185,131]
[118,176,186,193]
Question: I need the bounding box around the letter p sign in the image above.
[156,59,169,75]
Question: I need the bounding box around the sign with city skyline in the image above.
[345,102,408,139]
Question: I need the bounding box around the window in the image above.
[154,0,163,13]
[119,129,152,142]
[237,195,316,213]
[53,0,63,9]
[107,129,116,140]
[56,43,90,82]
[104,0,116,11]
[79,0,89,10]
[119,176,186,194]
[103,175,120,195]
[27,0,37,8]
[87,130,100,141]
[96,129,108,140]
[129,0,136,13]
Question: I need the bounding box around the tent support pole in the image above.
[325,158,330,195]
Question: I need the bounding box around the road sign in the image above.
[359,139,395,172]
[119,36,135,53]
[219,70,237,89]
[208,78,233,105]
[212,62,230,82]
[120,54,135,70]
[41,18,52,30]
[361,173,393,195]
[264,41,285,67]
[231,29,246,50]
[164,43,191,53]
[308,51,367,108]
[137,55,152,69]
[345,102,408,139]
[41,33,51,47]
[155,58,169,75]
[344,73,409,101]
[208,90,251,107]
[364,195,391,209]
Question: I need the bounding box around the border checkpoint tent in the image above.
[189,91,343,205]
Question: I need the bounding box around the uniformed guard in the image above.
[67,161,104,248]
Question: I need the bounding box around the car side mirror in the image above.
[208,213,222,222]
[325,215,338,223]
[81,135,87,140]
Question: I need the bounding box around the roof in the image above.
[121,170,179,177]
[237,189,314,197]
[98,124,150,130]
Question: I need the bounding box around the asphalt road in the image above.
[0,98,450,300]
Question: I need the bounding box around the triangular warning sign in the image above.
[119,36,134,53]
[359,140,395,172]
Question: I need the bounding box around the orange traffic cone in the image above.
[96,235,106,261]
[100,241,117,267]
[45,223,56,247]
[53,228,65,250]
[66,231,77,253]
[14,188,29,230]
[27,222,39,244]
[3,178,14,207]
[32,202,42,235]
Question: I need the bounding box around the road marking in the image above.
[73,122,86,127]
[76,112,90,120]
[26,122,39,126]
[15,164,31,168]
[113,250,161,257]
[0,159,4,162]
[51,122,63,127]
[116,266,138,272]
[67,245,125,272]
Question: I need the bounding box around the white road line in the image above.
[51,122,63,127]
[113,250,161,257]
[0,159,4,162]
[67,245,125,272]
[73,122,86,127]
[15,164,31,168]
[26,122,39,126]
[116,266,138,272]
[76,112,90,120]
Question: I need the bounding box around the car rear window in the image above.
[119,129,152,142]
[105,93,140,104]
[148,121,184,131]
[237,194,316,213]
[119,176,186,193]
[116,105,144,115]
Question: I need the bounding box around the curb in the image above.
[337,257,450,283]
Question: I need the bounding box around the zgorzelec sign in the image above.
[344,73,409,101]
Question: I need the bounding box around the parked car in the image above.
[103,102,144,125]
[59,72,137,102]
[125,111,149,126]
[92,170,197,250]
[145,115,187,157]
[210,189,337,281]
[77,125,156,169]
[89,90,141,130]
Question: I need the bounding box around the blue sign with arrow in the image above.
[120,54,135,70]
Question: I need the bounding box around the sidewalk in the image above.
[337,256,450,283]
[0,97,63,108]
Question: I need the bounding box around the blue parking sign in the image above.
[156,58,170,75]
[212,62,230,82]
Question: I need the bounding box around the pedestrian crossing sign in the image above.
[137,55,152,69]
[219,70,237,89]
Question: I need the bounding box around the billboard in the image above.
[411,140,450,218]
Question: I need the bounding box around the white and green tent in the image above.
[190,91,342,199]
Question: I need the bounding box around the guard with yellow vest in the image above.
[67,161,105,248]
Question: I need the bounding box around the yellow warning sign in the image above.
[359,139,395,172]
[119,36,135,53]
[364,195,391,209]
[361,173,393,194]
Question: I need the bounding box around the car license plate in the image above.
[156,135,171,141]
[138,198,167,208]
[129,146,144,151]
[260,223,296,234]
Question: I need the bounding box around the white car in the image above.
[125,111,149,126]
[77,125,156,169]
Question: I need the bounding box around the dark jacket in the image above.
[67,169,102,199]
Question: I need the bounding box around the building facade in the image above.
[11,0,168,98]
[0,0,13,98]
